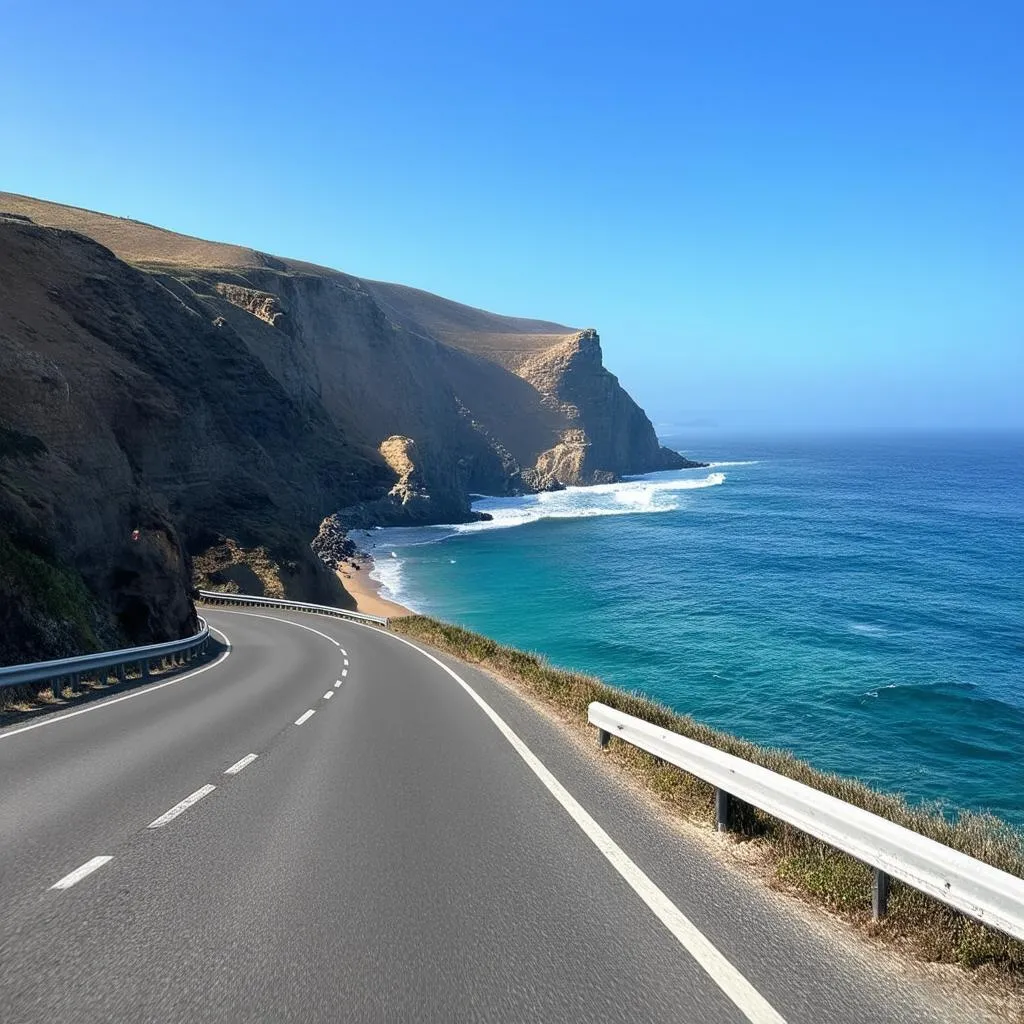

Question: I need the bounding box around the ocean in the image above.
[357,433,1024,828]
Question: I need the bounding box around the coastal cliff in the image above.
[0,192,703,662]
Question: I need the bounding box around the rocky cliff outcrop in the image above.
[0,193,704,662]
[517,329,697,486]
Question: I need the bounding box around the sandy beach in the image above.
[335,555,412,619]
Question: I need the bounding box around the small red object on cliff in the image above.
[131,529,140,542]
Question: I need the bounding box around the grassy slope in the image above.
[392,615,1024,988]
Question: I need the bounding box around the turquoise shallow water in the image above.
[360,433,1024,827]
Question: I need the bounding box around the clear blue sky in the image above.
[4,1,1021,433]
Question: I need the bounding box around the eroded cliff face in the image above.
[175,274,694,498]
[516,329,694,486]
[0,193,703,662]
[0,216,388,662]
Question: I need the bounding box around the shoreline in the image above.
[335,552,413,620]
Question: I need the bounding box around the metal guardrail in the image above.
[198,589,389,627]
[588,701,1024,941]
[0,618,211,696]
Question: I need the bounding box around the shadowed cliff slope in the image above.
[0,192,700,662]
[0,216,388,663]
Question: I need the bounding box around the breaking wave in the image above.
[352,471,726,551]
[463,472,726,532]
[366,552,420,612]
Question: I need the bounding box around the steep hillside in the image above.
[1,193,696,494]
[0,192,702,663]
[0,215,388,663]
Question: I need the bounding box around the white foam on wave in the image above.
[354,471,726,555]
[849,622,887,636]
[365,549,423,612]
[459,471,726,534]
[705,460,760,468]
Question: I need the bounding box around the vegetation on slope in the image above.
[0,532,102,663]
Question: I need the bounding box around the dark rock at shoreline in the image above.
[311,515,358,570]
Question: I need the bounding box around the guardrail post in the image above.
[715,788,731,832]
[68,672,79,695]
[597,728,610,749]
[116,663,126,683]
[140,659,150,680]
[872,868,891,920]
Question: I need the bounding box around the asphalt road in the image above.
[0,607,974,1022]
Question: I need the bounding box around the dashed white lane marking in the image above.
[341,669,348,677]
[343,659,349,667]
[50,856,112,890]
[0,627,233,742]
[377,631,788,1024]
[148,784,217,828]
[225,753,258,775]
[294,709,316,726]
[323,691,333,700]
[334,680,343,688]
[340,649,347,656]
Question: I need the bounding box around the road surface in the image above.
[0,606,970,1022]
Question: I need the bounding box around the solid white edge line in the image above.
[206,609,343,649]
[50,855,112,890]
[203,605,783,1020]
[324,691,333,699]
[224,753,258,775]
[204,605,783,1019]
[0,628,233,741]
[294,709,316,726]
[376,630,788,1024]
[147,784,217,828]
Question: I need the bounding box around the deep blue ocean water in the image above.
[358,434,1024,827]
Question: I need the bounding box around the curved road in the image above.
[0,607,969,1022]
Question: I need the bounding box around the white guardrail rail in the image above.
[0,618,211,696]
[589,701,1024,940]
[197,589,389,627]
